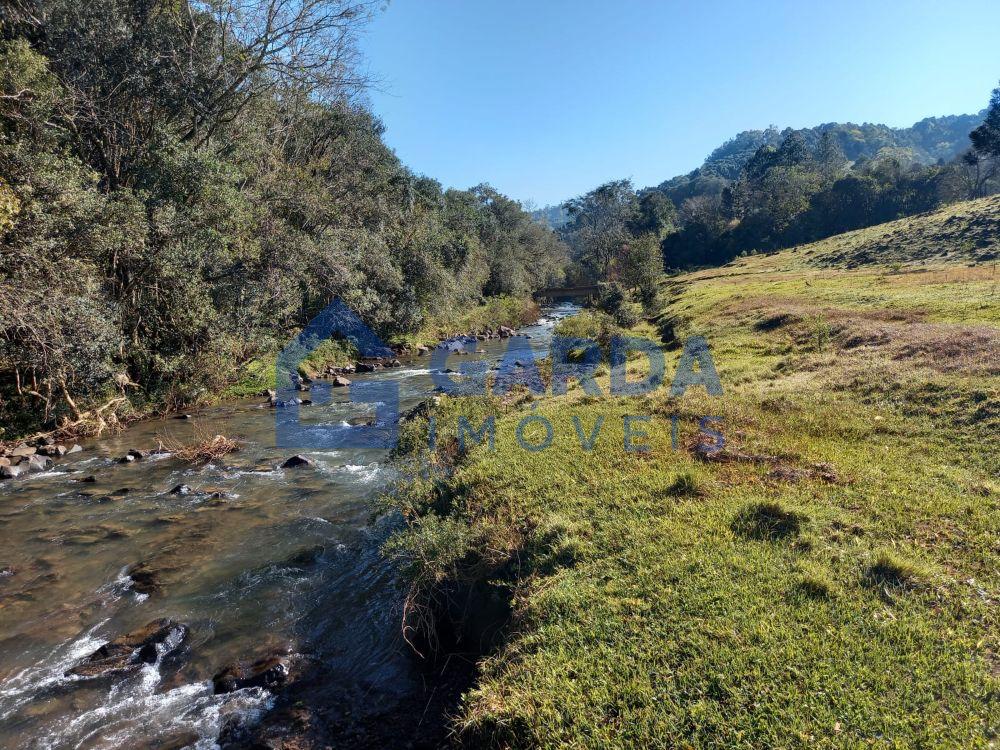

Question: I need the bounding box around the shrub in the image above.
[866,550,930,589]
[596,281,626,315]
[613,301,643,329]
[554,310,625,349]
[732,501,805,540]
[160,433,240,463]
[809,315,832,352]
[665,470,701,497]
[298,338,359,378]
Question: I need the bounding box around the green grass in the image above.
[296,337,359,378]
[384,196,1000,749]
[217,357,276,401]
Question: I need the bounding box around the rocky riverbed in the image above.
[0,304,577,749]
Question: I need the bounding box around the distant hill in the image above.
[530,203,571,229]
[654,111,986,205]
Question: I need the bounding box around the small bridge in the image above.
[533,285,600,302]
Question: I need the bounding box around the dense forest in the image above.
[556,95,1000,279]
[0,1,568,437]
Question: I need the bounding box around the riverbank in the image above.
[0,295,542,456]
[382,212,999,747]
[206,295,540,412]
[389,295,541,351]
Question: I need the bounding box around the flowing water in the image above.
[0,304,578,749]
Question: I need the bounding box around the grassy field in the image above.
[386,198,1000,748]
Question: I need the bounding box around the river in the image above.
[0,303,578,749]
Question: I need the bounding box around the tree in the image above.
[816,130,848,183]
[12,0,378,188]
[774,131,812,168]
[617,233,663,308]
[966,82,1000,198]
[631,191,677,239]
[0,4,572,437]
[562,179,639,280]
[961,151,996,199]
[969,83,1000,159]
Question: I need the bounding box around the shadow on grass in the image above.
[731,501,805,541]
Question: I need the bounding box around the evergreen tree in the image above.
[816,130,848,182]
[969,82,1000,159]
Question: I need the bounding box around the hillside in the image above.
[388,196,1000,748]
[655,110,986,205]
[788,193,1000,268]
[535,109,987,236]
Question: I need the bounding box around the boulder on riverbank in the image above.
[0,439,85,481]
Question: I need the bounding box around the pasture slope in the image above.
[388,195,1000,749]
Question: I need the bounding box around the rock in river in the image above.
[66,618,188,678]
[280,455,314,469]
[212,653,294,694]
[127,562,163,595]
[1,463,27,480]
[27,454,53,472]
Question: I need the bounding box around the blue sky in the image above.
[360,0,1000,207]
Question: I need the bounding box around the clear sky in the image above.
[360,0,1000,208]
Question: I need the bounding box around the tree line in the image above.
[0,0,568,437]
[560,84,1000,284]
